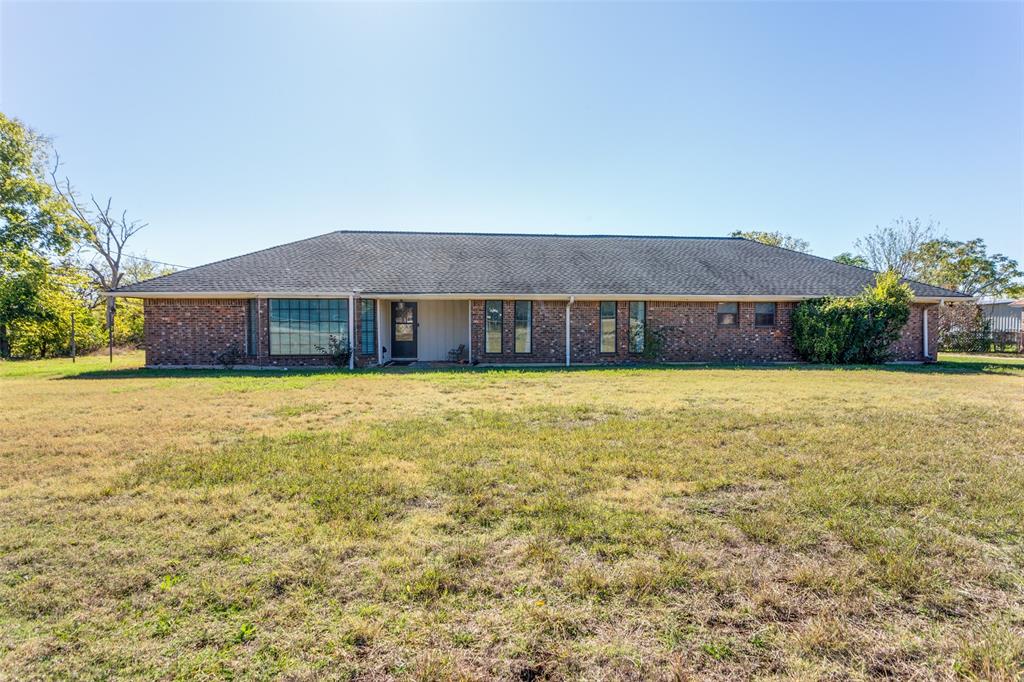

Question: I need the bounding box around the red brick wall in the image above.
[471,300,567,364]
[644,301,798,362]
[143,298,248,366]
[567,301,641,364]
[144,298,937,367]
[889,303,937,361]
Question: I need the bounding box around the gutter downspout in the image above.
[565,296,574,367]
[349,293,356,370]
[467,300,473,364]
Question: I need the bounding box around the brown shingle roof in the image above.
[112,230,971,299]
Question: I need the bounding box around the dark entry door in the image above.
[391,302,418,358]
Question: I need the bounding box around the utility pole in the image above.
[108,298,114,363]
[71,313,76,363]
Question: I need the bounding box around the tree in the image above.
[853,217,937,276]
[912,238,1024,298]
[730,230,811,253]
[7,265,104,358]
[50,153,147,361]
[0,114,84,357]
[833,252,869,268]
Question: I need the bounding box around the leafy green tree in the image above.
[7,266,104,358]
[0,114,85,357]
[912,238,1023,297]
[833,252,869,268]
[729,230,811,253]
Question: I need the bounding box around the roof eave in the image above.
[106,290,975,303]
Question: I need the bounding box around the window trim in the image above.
[628,301,646,354]
[599,301,617,354]
[716,302,739,328]
[484,300,503,354]
[269,298,348,356]
[514,300,532,354]
[754,302,777,328]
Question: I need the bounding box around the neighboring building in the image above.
[1010,300,1024,351]
[109,231,970,367]
[978,298,1024,335]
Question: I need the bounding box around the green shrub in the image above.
[792,271,912,364]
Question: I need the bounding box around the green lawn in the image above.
[1,352,1022,680]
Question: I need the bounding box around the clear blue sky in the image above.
[2,1,1021,268]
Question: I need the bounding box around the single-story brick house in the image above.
[110,230,971,368]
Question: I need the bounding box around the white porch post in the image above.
[348,293,355,370]
[376,299,383,366]
[467,300,473,364]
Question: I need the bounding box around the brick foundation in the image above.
[143,298,938,367]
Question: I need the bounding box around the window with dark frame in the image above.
[599,301,617,353]
[514,301,532,353]
[754,302,777,327]
[716,302,739,327]
[628,301,645,353]
[359,299,376,354]
[269,298,347,356]
[485,300,503,353]
[247,299,259,356]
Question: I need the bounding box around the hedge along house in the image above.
[109,230,970,368]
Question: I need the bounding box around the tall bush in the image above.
[792,271,912,363]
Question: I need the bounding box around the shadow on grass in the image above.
[59,356,1023,380]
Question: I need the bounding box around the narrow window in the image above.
[485,300,503,353]
[600,301,617,353]
[716,302,739,327]
[359,299,376,354]
[247,299,259,355]
[514,301,532,353]
[754,302,776,327]
[269,299,347,355]
[629,301,646,353]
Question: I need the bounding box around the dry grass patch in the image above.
[1,352,1022,679]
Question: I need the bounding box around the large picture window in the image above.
[269,299,347,356]
[600,301,617,353]
[514,301,532,353]
[628,301,645,353]
[485,300,503,353]
[359,299,376,354]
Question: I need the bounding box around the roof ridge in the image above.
[331,229,740,240]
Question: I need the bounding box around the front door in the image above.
[391,302,418,358]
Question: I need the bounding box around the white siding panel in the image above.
[417,300,469,360]
[380,301,392,363]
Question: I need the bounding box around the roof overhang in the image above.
[106,290,973,304]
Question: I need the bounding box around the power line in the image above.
[122,254,191,269]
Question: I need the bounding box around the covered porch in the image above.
[374,298,471,364]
